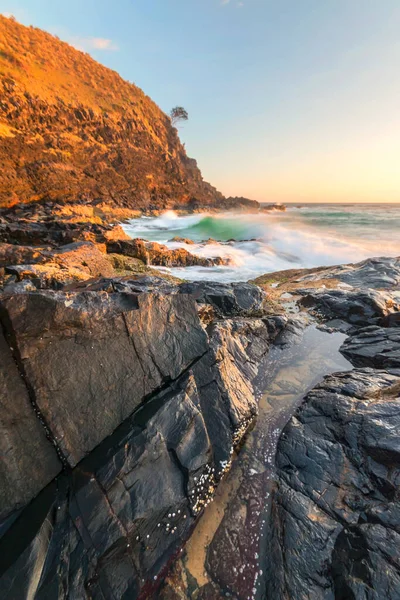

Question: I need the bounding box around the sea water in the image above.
[122,203,400,282]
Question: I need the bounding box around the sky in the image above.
[1,0,400,203]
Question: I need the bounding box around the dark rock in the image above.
[268,368,400,600]
[0,303,284,599]
[0,220,109,247]
[63,278,270,322]
[325,256,400,290]
[0,374,212,599]
[179,281,267,317]
[381,311,400,328]
[298,288,398,326]
[341,325,400,369]
[79,275,179,296]
[0,288,208,466]
[223,196,260,212]
[260,203,286,212]
[0,329,61,521]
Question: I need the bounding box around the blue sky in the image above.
[2,0,400,202]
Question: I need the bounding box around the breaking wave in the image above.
[122,205,400,282]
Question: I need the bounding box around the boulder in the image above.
[322,256,400,290]
[179,281,267,317]
[341,325,400,369]
[0,288,208,466]
[298,288,398,327]
[0,329,61,521]
[0,374,214,599]
[0,243,51,268]
[0,306,287,598]
[65,277,269,319]
[268,368,400,600]
[3,242,115,290]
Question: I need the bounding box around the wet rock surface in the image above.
[268,368,400,600]
[298,288,398,327]
[157,323,352,600]
[0,374,210,599]
[0,288,208,466]
[0,275,286,598]
[293,256,400,291]
[341,325,400,369]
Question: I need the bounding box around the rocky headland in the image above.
[1,14,400,600]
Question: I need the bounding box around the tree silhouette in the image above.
[170,106,188,127]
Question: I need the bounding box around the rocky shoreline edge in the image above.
[0,201,399,599]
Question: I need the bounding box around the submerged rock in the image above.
[268,368,400,600]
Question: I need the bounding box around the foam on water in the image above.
[122,204,400,282]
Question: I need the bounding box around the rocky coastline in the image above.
[0,200,399,599]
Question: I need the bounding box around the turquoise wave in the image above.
[182,216,262,241]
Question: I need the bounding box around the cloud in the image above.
[69,36,119,52]
[220,0,244,7]
[89,38,119,51]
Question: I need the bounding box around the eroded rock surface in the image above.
[0,288,208,466]
[341,325,400,369]
[0,329,61,520]
[0,277,285,598]
[179,281,267,317]
[298,288,398,327]
[268,368,400,600]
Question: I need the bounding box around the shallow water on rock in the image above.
[161,324,352,599]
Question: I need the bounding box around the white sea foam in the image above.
[122,205,400,282]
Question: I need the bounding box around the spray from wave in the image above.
[122,207,400,282]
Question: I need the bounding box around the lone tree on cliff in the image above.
[170,106,188,127]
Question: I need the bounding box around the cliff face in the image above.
[0,15,223,209]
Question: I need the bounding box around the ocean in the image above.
[122,203,400,282]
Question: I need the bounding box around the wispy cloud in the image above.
[220,0,245,7]
[89,38,119,51]
[70,36,119,52]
